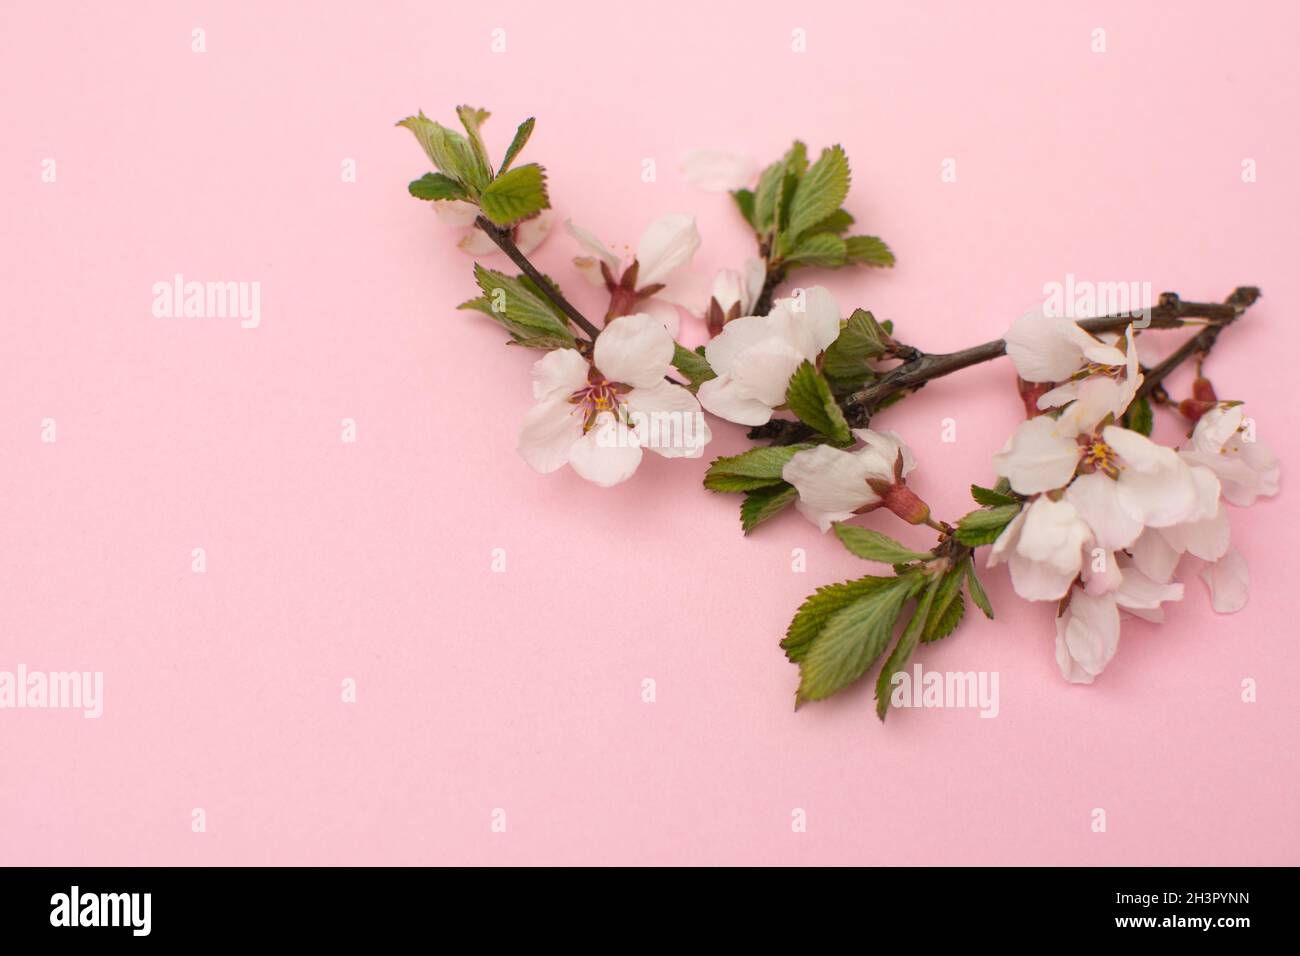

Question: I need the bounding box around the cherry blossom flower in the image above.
[993,422,1202,528]
[565,214,705,335]
[705,258,766,334]
[1004,307,1127,383]
[680,149,757,192]
[781,430,927,531]
[431,200,554,256]
[696,286,841,426]
[1180,404,1280,507]
[517,313,711,487]
[1054,561,1185,683]
[987,496,1092,601]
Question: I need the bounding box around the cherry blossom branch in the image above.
[752,288,1260,443]
[1133,287,1261,402]
[473,216,603,341]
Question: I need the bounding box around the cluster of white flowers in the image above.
[991,309,1279,683]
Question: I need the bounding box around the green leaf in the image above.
[784,575,898,663]
[821,309,890,392]
[753,142,807,232]
[964,556,994,620]
[1124,395,1154,436]
[741,483,798,534]
[397,112,484,191]
[499,117,535,174]
[455,105,494,176]
[954,503,1022,547]
[844,235,896,267]
[457,296,572,349]
[922,566,966,643]
[786,145,850,241]
[408,172,468,201]
[970,484,1019,507]
[470,264,575,346]
[672,343,716,393]
[796,573,919,706]
[785,361,852,445]
[704,444,813,493]
[832,523,933,564]
[805,208,854,236]
[731,188,757,229]
[874,575,940,720]
[478,163,550,226]
[785,233,847,268]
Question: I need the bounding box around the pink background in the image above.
[2,0,1297,865]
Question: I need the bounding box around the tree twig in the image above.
[474,216,603,340]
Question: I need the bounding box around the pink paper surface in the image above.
[1,0,1296,865]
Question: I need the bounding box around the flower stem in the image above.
[749,288,1260,444]
[473,216,603,341]
[846,288,1260,415]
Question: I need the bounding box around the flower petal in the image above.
[517,399,583,474]
[626,382,711,458]
[782,444,879,532]
[637,296,682,338]
[565,219,620,270]
[1113,556,1183,622]
[1104,426,1201,527]
[703,313,772,377]
[594,312,675,388]
[767,286,841,360]
[567,412,643,487]
[1129,528,1180,583]
[1064,472,1142,551]
[992,415,1081,495]
[696,375,775,426]
[635,213,700,287]
[1200,548,1249,613]
[514,210,555,255]
[681,149,757,192]
[433,198,480,228]
[1055,589,1121,683]
[531,347,589,402]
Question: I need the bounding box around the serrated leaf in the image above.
[832,523,933,564]
[704,443,813,492]
[806,208,854,236]
[731,188,757,229]
[822,309,890,392]
[786,145,850,241]
[845,235,896,267]
[455,105,493,174]
[970,484,1019,507]
[397,112,484,191]
[875,575,940,720]
[408,172,468,201]
[785,232,847,268]
[784,575,897,663]
[964,556,994,620]
[1124,395,1154,436]
[499,117,535,174]
[796,573,918,706]
[922,567,966,643]
[953,503,1022,547]
[785,361,852,445]
[753,142,807,232]
[478,163,550,226]
[741,483,797,534]
[672,343,716,393]
[471,264,574,345]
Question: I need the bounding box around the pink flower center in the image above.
[569,369,630,431]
